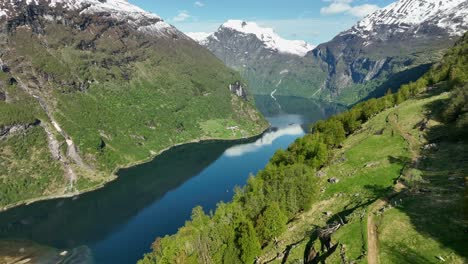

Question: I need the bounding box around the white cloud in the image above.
[320,0,380,17]
[172,10,191,22]
[194,1,205,7]
[321,2,352,15]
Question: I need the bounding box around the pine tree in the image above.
[256,202,287,243]
[236,220,261,263]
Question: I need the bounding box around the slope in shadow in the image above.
[383,92,468,260]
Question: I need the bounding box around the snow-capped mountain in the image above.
[188,20,323,97]
[186,32,212,44]
[190,20,315,57]
[0,0,181,38]
[350,0,468,39]
[311,0,468,103]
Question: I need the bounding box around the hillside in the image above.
[139,33,468,263]
[0,0,268,208]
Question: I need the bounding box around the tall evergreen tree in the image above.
[236,220,261,263]
[256,202,287,244]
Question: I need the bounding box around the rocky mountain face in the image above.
[311,0,468,103]
[188,20,327,98]
[0,0,267,207]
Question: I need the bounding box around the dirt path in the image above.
[367,199,386,264]
[367,112,421,264]
[388,112,420,163]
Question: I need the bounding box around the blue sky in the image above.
[129,0,395,44]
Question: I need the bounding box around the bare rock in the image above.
[328,177,340,184]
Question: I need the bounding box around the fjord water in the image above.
[0,96,343,264]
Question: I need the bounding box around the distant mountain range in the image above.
[189,0,468,104]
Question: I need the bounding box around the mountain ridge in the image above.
[191,0,467,104]
[188,20,315,57]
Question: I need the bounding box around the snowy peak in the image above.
[1,0,158,19]
[190,20,315,57]
[220,20,314,56]
[186,32,212,44]
[49,0,161,20]
[0,0,179,38]
[348,0,468,37]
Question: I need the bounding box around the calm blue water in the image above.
[92,125,304,264]
[0,96,344,264]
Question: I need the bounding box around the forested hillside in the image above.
[0,0,267,209]
[139,33,468,264]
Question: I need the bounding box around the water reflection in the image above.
[224,125,304,157]
[254,94,346,127]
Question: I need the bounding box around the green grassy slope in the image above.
[0,12,268,208]
[260,89,466,264]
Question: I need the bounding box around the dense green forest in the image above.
[139,33,467,264]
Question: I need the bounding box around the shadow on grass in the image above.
[382,96,468,260]
[302,191,388,264]
[388,155,412,168]
[382,243,437,264]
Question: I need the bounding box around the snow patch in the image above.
[349,0,468,37]
[0,0,183,38]
[2,0,161,22]
[220,20,315,57]
[138,21,177,37]
[47,0,161,21]
[186,32,212,44]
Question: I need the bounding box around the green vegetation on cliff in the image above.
[139,33,468,264]
[0,6,267,208]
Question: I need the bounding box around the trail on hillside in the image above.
[367,111,420,264]
[367,199,386,264]
[388,112,420,163]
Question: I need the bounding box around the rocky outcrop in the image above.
[0,119,40,140]
[229,81,248,100]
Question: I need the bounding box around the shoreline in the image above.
[0,128,269,213]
